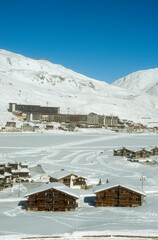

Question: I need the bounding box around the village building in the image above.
[24,182,79,211]
[150,147,158,156]
[0,167,5,175]
[87,113,98,125]
[49,170,87,189]
[33,126,40,132]
[94,183,146,207]
[0,174,5,191]
[5,166,12,173]
[0,163,5,168]
[8,162,18,170]
[20,162,28,168]
[4,172,13,188]
[49,171,78,187]
[8,103,60,116]
[131,149,151,159]
[45,125,54,130]
[72,176,87,189]
[12,168,30,179]
[5,121,16,128]
[114,147,135,157]
[21,124,34,132]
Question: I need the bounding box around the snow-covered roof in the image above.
[93,183,146,196]
[20,162,28,166]
[19,168,30,173]
[0,174,5,179]
[24,182,79,198]
[49,170,78,180]
[11,170,19,173]
[0,167,5,170]
[73,176,87,180]
[0,163,5,165]
[4,172,12,177]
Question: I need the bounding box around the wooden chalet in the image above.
[94,183,146,207]
[0,163,5,168]
[8,162,18,170]
[12,168,30,179]
[24,182,79,211]
[20,162,28,168]
[0,174,5,191]
[49,170,87,188]
[0,167,5,175]
[5,166,12,173]
[49,171,78,187]
[131,149,151,159]
[72,176,87,189]
[4,173,13,188]
[150,147,158,156]
[114,147,135,157]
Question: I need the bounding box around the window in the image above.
[53,192,59,196]
[54,207,59,211]
[113,195,118,199]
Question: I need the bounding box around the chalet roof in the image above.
[0,167,5,170]
[73,176,87,181]
[20,162,28,166]
[114,148,135,153]
[24,182,79,198]
[49,170,78,180]
[93,183,146,196]
[4,172,12,177]
[135,149,151,153]
[0,174,5,179]
[8,162,18,165]
[151,146,158,150]
[12,168,30,173]
[19,168,30,173]
[0,163,5,166]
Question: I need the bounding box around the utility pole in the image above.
[140,176,145,190]
[18,180,21,197]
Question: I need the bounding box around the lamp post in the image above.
[140,176,145,190]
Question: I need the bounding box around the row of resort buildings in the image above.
[114,147,158,158]
[25,169,146,211]
[0,160,147,211]
[8,103,119,127]
[24,146,158,211]
[0,161,30,191]
[0,103,153,132]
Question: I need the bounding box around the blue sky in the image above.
[0,0,158,83]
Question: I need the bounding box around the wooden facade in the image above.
[49,173,78,187]
[94,185,146,207]
[114,148,134,157]
[114,147,156,159]
[132,149,151,159]
[72,176,87,188]
[25,183,79,211]
[150,147,158,156]
[8,162,18,170]
[49,171,87,188]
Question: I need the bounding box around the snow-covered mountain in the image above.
[112,68,158,95]
[0,49,158,126]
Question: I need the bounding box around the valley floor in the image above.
[0,129,158,239]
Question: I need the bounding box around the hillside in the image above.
[112,68,158,94]
[0,49,158,126]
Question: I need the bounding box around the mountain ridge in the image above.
[0,49,158,126]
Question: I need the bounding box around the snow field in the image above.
[0,130,158,238]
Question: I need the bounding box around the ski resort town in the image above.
[0,103,157,133]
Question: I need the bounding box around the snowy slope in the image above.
[0,49,158,125]
[112,68,158,94]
